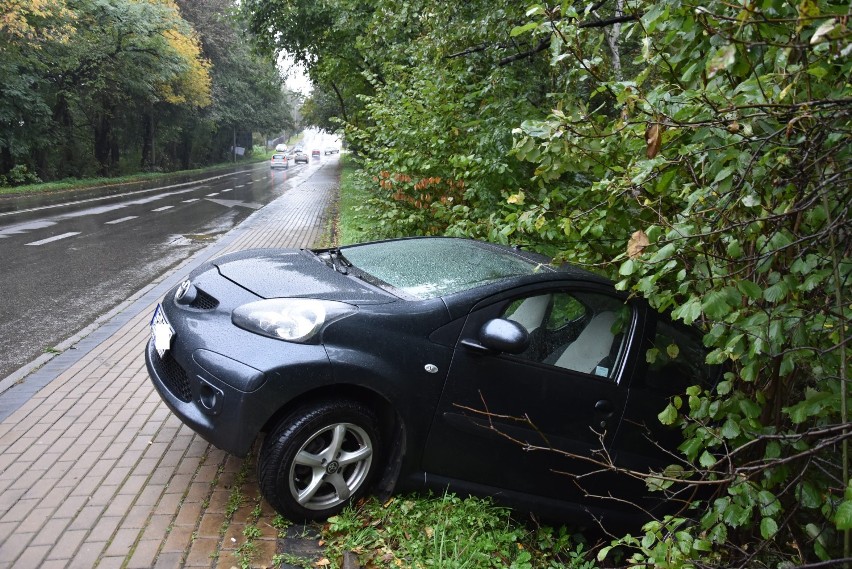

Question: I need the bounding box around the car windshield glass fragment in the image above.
[339,239,546,299]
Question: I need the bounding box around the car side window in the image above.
[504,291,629,379]
[643,320,718,392]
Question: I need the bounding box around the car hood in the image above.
[213,249,393,305]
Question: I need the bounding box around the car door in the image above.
[422,284,641,504]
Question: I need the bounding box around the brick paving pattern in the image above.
[0,161,340,568]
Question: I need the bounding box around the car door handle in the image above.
[594,400,613,416]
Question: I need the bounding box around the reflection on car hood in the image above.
[213,249,392,304]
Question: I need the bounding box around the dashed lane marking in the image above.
[182,199,199,203]
[105,216,138,225]
[152,206,173,212]
[25,232,80,246]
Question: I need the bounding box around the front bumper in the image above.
[144,267,336,456]
[146,338,267,455]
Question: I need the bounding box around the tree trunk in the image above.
[0,146,12,178]
[603,0,624,81]
[52,93,75,178]
[94,112,112,176]
[141,107,154,170]
[179,130,192,170]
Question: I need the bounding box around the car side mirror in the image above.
[477,318,530,354]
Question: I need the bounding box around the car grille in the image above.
[189,288,219,310]
[151,348,192,402]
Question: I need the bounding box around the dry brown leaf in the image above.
[628,230,650,259]
[645,123,662,158]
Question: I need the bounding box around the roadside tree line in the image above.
[243,0,851,567]
[0,0,296,185]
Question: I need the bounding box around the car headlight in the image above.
[232,299,355,343]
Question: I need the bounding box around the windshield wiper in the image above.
[328,247,352,275]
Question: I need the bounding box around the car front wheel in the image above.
[258,399,381,520]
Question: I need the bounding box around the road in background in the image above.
[0,154,336,380]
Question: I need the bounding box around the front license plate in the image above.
[150,304,174,358]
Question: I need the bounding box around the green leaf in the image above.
[679,437,704,460]
[646,347,660,364]
[510,22,539,37]
[727,239,743,258]
[763,281,789,303]
[713,166,735,184]
[693,538,712,552]
[666,343,680,359]
[699,450,716,468]
[650,242,677,263]
[760,517,778,539]
[784,390,836,424]
[758,490,781,516]
[702,290,732,319]
[721,418,741,439]
[738,398,761,419]
[658,403,678,425]
[737,280,762,300]
[707,44,736,78]
[797,481,822,509]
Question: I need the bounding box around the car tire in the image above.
[258,399,381,521]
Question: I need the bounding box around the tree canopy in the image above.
[0,0,294,183]
[244,0,851,566]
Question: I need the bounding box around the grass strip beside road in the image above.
[0,151,276,197]
[336,154,379,245]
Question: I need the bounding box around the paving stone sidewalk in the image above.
[0,161,340,568]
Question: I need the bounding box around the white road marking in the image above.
[205,198,263,210]
[105,216,138,225]
[152,206,173,212]
[182,199,199,203]
[221,189,233,192]
[26,232,80,246]
[206,192,219,197]
[0,220,56,239]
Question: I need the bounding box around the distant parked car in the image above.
[294,151,308,164]
[269,153,288,169]
[146,236,720,524]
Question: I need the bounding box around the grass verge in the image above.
[336,154,379,245]
[0,151,275,197]
[320,493,599,569]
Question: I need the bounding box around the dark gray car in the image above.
[145,237,717,523]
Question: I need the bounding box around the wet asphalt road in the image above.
[0,157,327,380]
